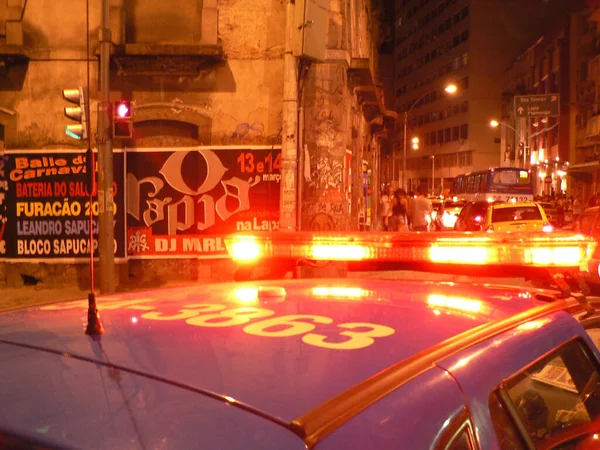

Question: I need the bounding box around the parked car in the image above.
[571,206,600,286]
[433,199,466,230]
[3,231,600,449]
[428,196,444,228]
[455,201,552,232]
[538,201,565,229]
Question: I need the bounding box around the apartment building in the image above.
[394,0,582,193]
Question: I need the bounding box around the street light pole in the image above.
[402,84,457,192]
[431,155,435,194]
[97,0,115,293]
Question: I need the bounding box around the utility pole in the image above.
[403,111,408,191]
[279,0,298,230]
[97,0,115,293]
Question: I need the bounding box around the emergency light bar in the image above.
[225,231,597,270]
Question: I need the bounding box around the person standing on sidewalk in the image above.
[380,185,392,231]
[389,189,409,231]
[409,187,433,232]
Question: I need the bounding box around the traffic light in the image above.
[412,137,419,150]
[63,87,88,140]
[113,100,133,138]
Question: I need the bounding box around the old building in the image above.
[0,0,393,288]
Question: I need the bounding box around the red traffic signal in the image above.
[116,102,130,118]
[113,101,133,138]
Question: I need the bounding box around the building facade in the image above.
[0,0,393,288]
[393,0,582,194]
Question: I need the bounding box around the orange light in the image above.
[429,245,494,265]
[311,244,369,260]
[228,237,262,262]
[225,231,597,270]
[312,286,370,298]
[526,246,583,267]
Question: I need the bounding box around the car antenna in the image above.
[85,146,104,335]
[84,0,103,336]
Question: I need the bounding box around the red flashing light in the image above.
[225,231,597,270]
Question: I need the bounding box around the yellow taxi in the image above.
[455,201,552,232]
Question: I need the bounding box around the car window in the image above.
[492,206,542,222]
[579,213,597,234]
[435,411,477,450]
[498,339,600,448]
[489,393,527,449]
[471,203,488,218]
[446,428,474,450]
[445,201,466,209]
[591,215,600,238]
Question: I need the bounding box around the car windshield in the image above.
[444,201,465,209]
[492,206,542,222]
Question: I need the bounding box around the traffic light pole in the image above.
[97,0,115,293]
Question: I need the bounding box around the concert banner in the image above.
[0,150,126,261]
[126,146,281,258]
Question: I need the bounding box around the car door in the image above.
[454,203,473,231]
[489,338,600,449]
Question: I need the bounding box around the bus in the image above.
[451,167,533,203]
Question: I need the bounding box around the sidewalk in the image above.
[0,280,208,313]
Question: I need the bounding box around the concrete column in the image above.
[300,63,349,231]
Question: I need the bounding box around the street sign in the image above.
[514,94,560,118]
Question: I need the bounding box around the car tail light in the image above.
[542,223,554,232]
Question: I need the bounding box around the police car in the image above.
[3,231,600,449]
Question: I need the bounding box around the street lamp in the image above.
[489,119,526,167]
[402,83,457,191]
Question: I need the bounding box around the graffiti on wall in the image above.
[303,201,345,231]
[305,67,347,209]
[217,108,282,145]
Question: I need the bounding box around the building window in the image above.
[438,129,444,143]
[460,124,468,139]
[431,130,437,144]
[452,126,459,141]
[445,127,451,141]
[461,52,469,66]
[461,101,468,113]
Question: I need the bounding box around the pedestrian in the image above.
[573,195,583,222]
[380,185,392,231]
[389,189,409,231]
[409,187,433,232]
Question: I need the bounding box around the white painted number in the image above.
[302,322,396,350]
[244,314,333,337]
[186,307,275,327]
[141,303,226,321]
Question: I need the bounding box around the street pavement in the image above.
[0,280,204,313]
